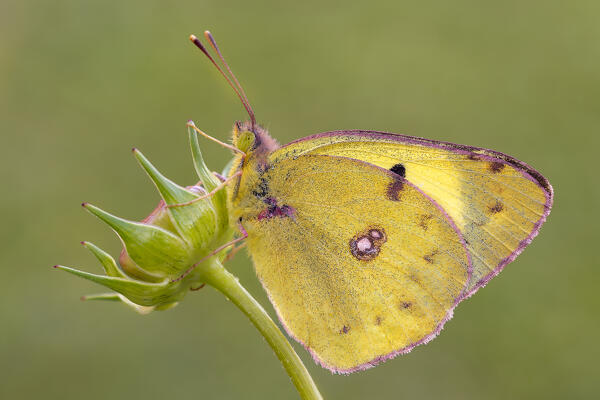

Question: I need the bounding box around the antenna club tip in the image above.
[189,34,198,42]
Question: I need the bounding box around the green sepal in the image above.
[188,125,221,192]
[133,148,218,251]
[55,265,178,307]
[82,203,189,277]
[81,293,122,301]
[221,158,234,178]
[118,251,166,283]
[140,201,177,233]
[154,302,179,311]
[189,125,230,231]
[133,148,199,206]
[82,292,168,314]
[81,241,127,278]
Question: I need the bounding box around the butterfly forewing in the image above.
[242,155,471,372]
[270,131,553,298]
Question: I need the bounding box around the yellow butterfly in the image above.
[186,32,553,373]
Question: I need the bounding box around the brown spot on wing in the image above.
[389,163,406,177]
[419,214,433,231]
[489,161,505,173]
[386,177,405,201]
[349,226,387,261]
[340,325,350,334]
[375,316,382,325]
[423,250,439,264]
[408,273,420,284]
[488,201,504,214]
[400,302,412,309]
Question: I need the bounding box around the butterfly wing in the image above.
[269,131,553,299]
[242,154,471,373]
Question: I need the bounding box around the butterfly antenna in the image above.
[203,31,256,128]
[189,33,256,128]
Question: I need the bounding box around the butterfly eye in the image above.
[236,130,256,153]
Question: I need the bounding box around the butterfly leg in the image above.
[223,242,247,263]
[167,170,242,208]
[187,120,246,155]
[190,283,206,291]
[171,224,248,283]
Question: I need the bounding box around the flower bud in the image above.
[55,126,234,313]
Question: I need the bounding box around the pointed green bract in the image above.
[133,148,199,205]
[82,293,160,314]
[82,293,122,301]
[189,125,229,231]
[189,125,221,192]
[82,203,189,277]
[221,158,234,178]
[55,265,180,307]
[118,250,166,283]
[133,148,218,250]
[59,125,236,313]
[82,241,127,279]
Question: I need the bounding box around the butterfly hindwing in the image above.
[241,154,471,372]
[270,131,553,299]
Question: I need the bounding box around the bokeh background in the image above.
[2,1,598,399]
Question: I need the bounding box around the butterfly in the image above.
[184,31,553,374]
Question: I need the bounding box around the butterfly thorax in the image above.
[227,121,282,225]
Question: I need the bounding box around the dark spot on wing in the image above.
[486,152,551,195]
[252,176,269,198]
[390,163,406,177]
[386,177,405,201]
[340,325,350,334]
[369,132,551,194]
[423,250,439,264]
[349,226,387,261]
[473,219,487,227]
[489,161,505,173]
[489,201,504,214]
[257,197,296,221]
[349,236,378,260]
[369,229,383,240]
[419,214,433,231]
[375,316,382,325]
[400,302,412,309]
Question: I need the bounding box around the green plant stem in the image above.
[202,259,323,400]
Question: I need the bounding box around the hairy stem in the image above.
[202,259,323,400]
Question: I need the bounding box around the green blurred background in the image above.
[2,0,598,399]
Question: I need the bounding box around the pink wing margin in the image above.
[279,130,554,303]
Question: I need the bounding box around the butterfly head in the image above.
[232,120,279,155]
